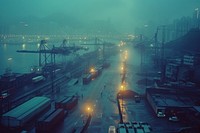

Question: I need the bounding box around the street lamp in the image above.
[195,8,199,19]
[7,58,13,72]
[121,66,124,71]
[86,106,93,117]
[87,107,91,111]
[120,85,124,91]
[22,44,26,50]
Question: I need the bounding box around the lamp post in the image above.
[87,107,91,117]
[7,58,12,68]
[86,106,93,117]
[195,8,200,28]
[5,57,13,74]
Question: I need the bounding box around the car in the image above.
[108,126,116,133]
[0,92,9,99]
[157,112,165,118]
[169,116,179,122]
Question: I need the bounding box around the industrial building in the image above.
[1,96,51,127]
[146,87,200,117]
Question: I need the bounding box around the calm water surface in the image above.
[0,42,95,75]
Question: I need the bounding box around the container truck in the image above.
[82,74,92,85]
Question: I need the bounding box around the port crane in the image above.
[81,37,115,62]
[17,39,88,92]
[17,39,87,67]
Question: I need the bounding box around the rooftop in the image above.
[146,88,200,108]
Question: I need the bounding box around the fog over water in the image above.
[0,0,199,74]
[0,0,199,33]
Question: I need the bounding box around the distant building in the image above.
[164,54,200,85]
[165,63,179,81]
[183,54,200,66]
[183,55,195,66]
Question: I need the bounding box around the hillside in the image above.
[166,28,200,52]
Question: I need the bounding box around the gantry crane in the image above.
[17,39,87,92]
[17,39,87,73]
[81,37,115,62]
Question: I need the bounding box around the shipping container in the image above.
[36,109,65,132]
[32,75,45,83]
[55,96,78,111]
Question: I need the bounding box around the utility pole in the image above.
[155,26,166,83]
[161,26,166,83]
[51,46,56,93]
[139,34,145,70]
[154,28,159,66]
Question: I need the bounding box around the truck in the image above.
[55,96,78,111]
[32,75,45,83]
[35,109,65,132]
[82,74,92,85]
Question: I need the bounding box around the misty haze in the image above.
[0,0,200,133]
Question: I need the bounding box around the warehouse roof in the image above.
[1,96,50,127]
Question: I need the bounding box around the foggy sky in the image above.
[0,0,199,33]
